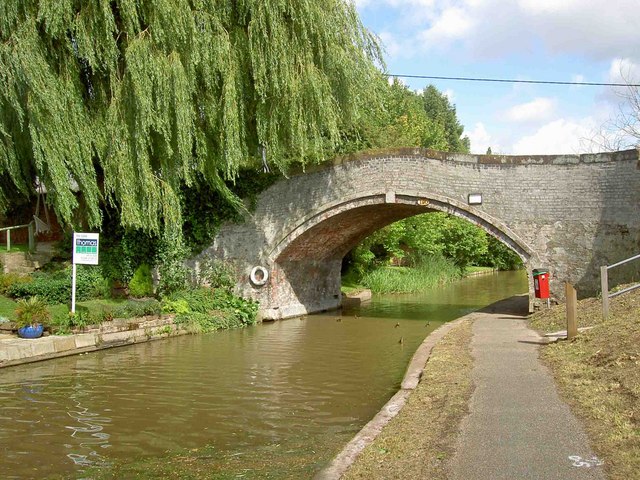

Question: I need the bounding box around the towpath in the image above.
[449,296,605,480]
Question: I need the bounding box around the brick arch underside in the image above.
[272,195,533,265]
[264,195,533,318]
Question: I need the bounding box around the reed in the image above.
[361,255,461,294]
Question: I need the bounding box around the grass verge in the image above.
[0,295,17,320]
[343,320,474,479]
[530,289,640,479]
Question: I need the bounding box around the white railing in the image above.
[0,222,35,252]
[600,253,640,318]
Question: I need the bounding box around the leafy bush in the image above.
[0,273,32,295]
[196,258,235,290]
[113,299,162,319]
[161,298,191,315]
[128,263,154,297]
[7,265,108,304]
[14,296,51,328]
[174,311,245,333]
[162,288,258,329]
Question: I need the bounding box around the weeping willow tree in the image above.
[0,0,383,234]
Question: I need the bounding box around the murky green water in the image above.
[0,271,526,478]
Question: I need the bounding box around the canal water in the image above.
[0,271,527,478]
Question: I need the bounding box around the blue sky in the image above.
[355,0,640,154]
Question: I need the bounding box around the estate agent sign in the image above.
[71,232,100,312]
[73,232,100,265]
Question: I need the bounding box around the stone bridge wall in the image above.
[196,148,640,319]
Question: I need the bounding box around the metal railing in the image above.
[601,253,640,318]
[0,222,35,253]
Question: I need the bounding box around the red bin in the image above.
[533,269,550,299]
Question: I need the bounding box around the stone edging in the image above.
[0,315,184,368]
[314,314,475,480]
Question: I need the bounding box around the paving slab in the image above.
[449,296,605,480]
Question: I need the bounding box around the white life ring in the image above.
[250,266,269,286]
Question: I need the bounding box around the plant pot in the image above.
[17,324,44,339]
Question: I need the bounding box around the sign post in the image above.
[72,232,99,313]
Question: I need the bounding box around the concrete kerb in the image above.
[0,315,183,369]
[315,314,474,480]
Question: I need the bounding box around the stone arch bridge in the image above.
[198,148,640,320]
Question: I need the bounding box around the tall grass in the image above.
[361,254,461,294]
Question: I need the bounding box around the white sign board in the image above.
[73,232,99,265]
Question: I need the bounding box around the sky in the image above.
[354,0,640,155]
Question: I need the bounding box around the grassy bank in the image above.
[530,289,640,479]
[343,320,474,479]
[351,255,461,294]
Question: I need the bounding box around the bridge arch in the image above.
[270,191,533,265]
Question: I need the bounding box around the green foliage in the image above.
[196,257,235,291]
[161,298,190,315]
[155,231,189,296]
[335,79,470,154]
[360,255,461,294]
[437,215,488,267]
[163,287,258,331]
[14,295,50,327]
[112,299,162,319]
[0,0,382,235]
[174,311,245,334]
[481,236,523,271]
[421,85,470,153]
[348,212,488,273]
[7,264,108,303]
[99,214,158,285]
[181,170,281,255]
[0,272,32,295]
[128,263,154,298]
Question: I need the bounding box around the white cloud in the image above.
[608,58,640,84]
[443,89,455,102]
[511,118,596,154]
[363,0,640,62]
[466,122,499,154]
[378,31,404,58]
[420,7,474,44]
[505,97,556,123]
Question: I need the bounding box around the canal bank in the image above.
[328,295,605,480]
[0,314,183,368]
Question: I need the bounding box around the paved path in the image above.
[449,296,606,480]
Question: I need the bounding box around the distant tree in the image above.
[350,212,489,271]
[486,146,493,155]
[0,0,382,234]
[421,85,470,153]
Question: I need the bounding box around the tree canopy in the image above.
[0,0,382,233]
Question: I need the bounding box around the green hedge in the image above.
[7,265,108,304]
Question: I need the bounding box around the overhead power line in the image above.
[385,73,640,88]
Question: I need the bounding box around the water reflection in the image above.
[0,271,527,478]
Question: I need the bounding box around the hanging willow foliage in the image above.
[0,0,383,233]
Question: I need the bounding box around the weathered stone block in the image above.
[75,333,98,349]
[53,336,77,353]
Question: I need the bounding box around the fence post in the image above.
[28,222,35,253]
[566,282,578,339]
[6,228,10,252]
[600,265,609,319]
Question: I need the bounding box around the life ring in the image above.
[250,266,269,286]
